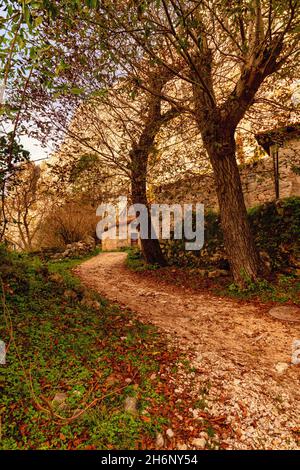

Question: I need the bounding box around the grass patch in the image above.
[0,247,178,450]
[125,248,160,272]
[221,273,300,303]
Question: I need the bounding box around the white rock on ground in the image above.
[275,362,289,374]
[166,428,174,439]
[124,396,138,415]
[156,433,165,448]
[191,438,206,449]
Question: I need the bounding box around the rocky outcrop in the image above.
[51,236,96,260]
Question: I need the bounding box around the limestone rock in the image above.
[156,433,165,448]
[177,443,188,450]
[166,428,174,439]
[124,396,138,415]
[52,392,67,410]
[275,362,289,374]
[191,437,206,449]
[268,306,300,322]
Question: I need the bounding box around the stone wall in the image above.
[154,137,300,209]
[102,225,141,251]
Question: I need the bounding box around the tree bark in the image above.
[131,148,167,266]
[127,68,180,267]
[203,124,260,284]
[190,45,260,285]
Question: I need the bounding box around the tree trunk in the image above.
[188,22,278,285]
[204,127,260,285]
[131,149,167,266]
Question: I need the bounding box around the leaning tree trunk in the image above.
[204,127,260,285]
[131,149,167,266]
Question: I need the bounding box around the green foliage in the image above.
[291,165,300,176]
[225,274,300,303]
[0,133,30,184]
[202,210,224,255]
[0,244,32,293]
[0,247,174,449]
[68,154,100,183]
[125,247,160,271]
[227,276,273,298]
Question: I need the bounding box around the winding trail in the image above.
[74,252,300,449]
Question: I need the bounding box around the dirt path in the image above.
[74,252,300,450]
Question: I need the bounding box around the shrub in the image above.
[37,201,98,249]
